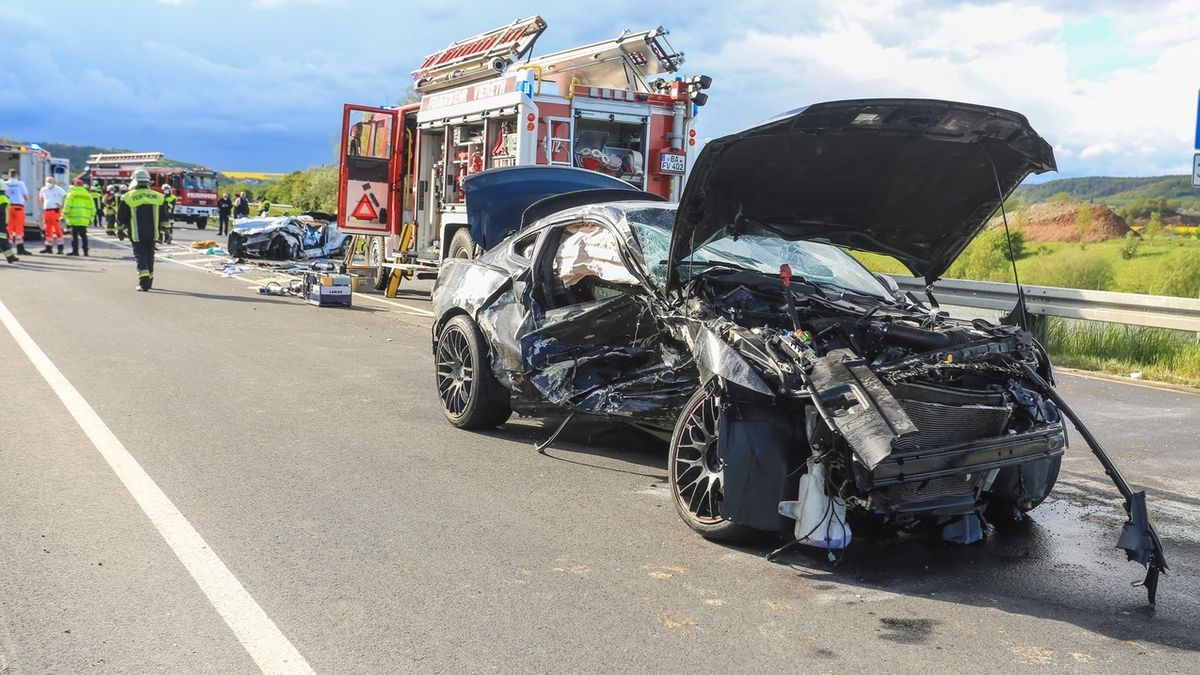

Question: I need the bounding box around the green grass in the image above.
[854,237,1200,298]
[1044,319,1200,388]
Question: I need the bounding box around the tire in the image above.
[369,237,389,290]
[668,387,752,541]
[196,217,208,230]
[447,228,474,260]
[434,315,512,429]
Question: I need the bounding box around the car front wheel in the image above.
[435,315,512,429]
[668,387,751,541]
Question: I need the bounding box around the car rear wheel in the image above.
[668,387,751,541]
[435,315,512,429]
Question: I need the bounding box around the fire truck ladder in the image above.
[525,27,684,93]
[87,152,166,166]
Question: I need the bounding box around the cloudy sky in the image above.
[3,0,1197,178]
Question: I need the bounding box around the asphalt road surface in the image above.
[2,225,1198,672]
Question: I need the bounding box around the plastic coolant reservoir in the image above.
[778,458,852,549]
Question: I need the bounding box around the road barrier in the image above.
[888,277,1200,333]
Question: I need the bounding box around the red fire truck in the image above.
[79,153,220,229]
[335,16,711,286]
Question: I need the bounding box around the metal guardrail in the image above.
[888,277,1200,332]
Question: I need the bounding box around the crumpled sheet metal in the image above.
[692,324,773,396]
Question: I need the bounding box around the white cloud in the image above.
[689,0,1197,177]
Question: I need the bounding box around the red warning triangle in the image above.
[352,193,378,221]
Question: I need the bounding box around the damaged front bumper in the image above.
[867,426,1065,488]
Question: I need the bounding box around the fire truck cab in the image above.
[80,153,220,229]
[336,16,710,286]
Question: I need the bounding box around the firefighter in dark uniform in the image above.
[159,184,176,244]
[90,181,104,227]
[117,169,165,291]
[103,186,119,235]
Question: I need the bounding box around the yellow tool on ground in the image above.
[383,223,416,298]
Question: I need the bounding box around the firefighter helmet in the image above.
[0,179,6,191]
[132,169,151,185]
[162,184,173,193]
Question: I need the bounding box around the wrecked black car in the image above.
[227,213,351,261]
[431,99,1167,602]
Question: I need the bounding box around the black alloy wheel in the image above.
[434,315,512,429]
[668,387,750,540]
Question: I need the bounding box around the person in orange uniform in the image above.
[39,176,67,254]
[5,169,31,255]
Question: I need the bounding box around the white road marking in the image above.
[0,298,314,675]
[352,292,436,316]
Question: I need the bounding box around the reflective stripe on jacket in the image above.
[118,187,165,242]
[63,186,97,227]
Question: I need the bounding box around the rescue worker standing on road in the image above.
[217,192,233,235]
[102,186,119,235]
[5,169,31,255]
[117,169,165,291]
[40,176,68,254]
[233,191,250,219]
[63,179,96,256]
[90,181,104,227]
[0,179,17,263]
[159,184,176,244]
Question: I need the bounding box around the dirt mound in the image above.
[994,202,1131,243]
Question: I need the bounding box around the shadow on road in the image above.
[487,417,1200,653]
[480,418,668,481]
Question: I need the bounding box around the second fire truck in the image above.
[335,16,711,286]
[79,153,220,229]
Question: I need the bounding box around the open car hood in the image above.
[464,166,641,250]
[669,99,1056,287]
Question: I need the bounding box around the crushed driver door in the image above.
[338,104,400,236]
[519,222,696,425]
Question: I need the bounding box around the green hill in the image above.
[0,139,204,175]
[1015,175,1199,212]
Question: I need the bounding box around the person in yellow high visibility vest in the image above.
[0,179,16,263]
[63,179,97,256]
[117,169,165,291]
[159,184,176,244]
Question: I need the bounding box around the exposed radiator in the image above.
[890,382,1012,452]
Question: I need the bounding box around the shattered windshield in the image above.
[692,235,890,298]
[624,207,675,289]
[625,206,888,298]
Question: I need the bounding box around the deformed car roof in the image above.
[464,166,642,250]
[669,98,1057,287]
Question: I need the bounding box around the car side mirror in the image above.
[874,272,901,298]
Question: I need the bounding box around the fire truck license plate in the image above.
[659,152,686,175]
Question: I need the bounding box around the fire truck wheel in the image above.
[369,238,389,290]
[196,218,208,230]
[447,228,475,260]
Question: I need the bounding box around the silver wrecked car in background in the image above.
[227,212,351,261]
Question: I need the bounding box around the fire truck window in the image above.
[347,111,392,160]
